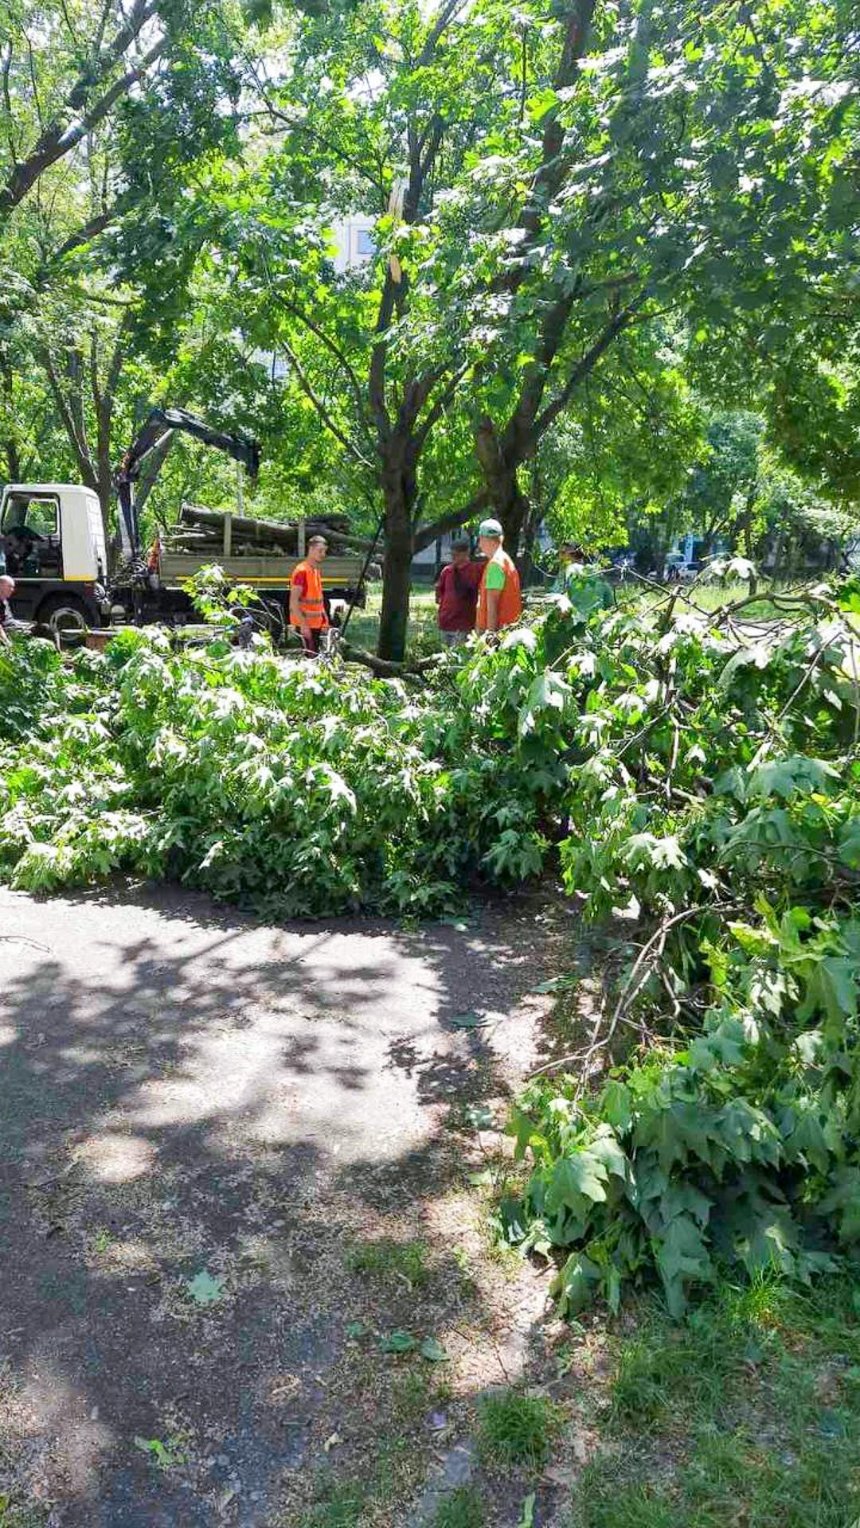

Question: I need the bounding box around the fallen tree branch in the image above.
[528,901,741,1086]
[339,640,442,678]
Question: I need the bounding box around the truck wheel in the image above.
[36,593,93,646]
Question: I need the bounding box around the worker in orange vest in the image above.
[475,518,522,635]
[289,534,329,655]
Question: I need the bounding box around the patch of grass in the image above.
[0,1498,49,1528]
[299,1433,425,1528]
[432,1485,485,1528]
[567,1277,860,1528]
[299,1479,366,1528]
[389,1364,450,1427]
[348,1237,430,1288]
[567,1473,688,1528]
[478,1389,562,1470]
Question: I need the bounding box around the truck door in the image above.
[0,491,63,619]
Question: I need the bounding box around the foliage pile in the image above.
[0,624,551,916]
[2,576,859,1312]
[495,577,860,1311]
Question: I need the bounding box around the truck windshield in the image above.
[2,495,59,537]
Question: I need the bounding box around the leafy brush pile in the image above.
[0,624,555,915]
[494,581,860,1312]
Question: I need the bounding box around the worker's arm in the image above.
[483,561,505,633]
[0,623,9,648]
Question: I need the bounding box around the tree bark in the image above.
[0,354,22,479]
[474,415,531,557]
[377,427,420,661]
[378,511,414,664]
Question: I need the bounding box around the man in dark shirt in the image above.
[435,535,482,645]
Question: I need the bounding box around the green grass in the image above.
[342,582,441,652]
[296,1364,447,1527]
[431,1485,485,1528]
[614,575,817,621]
[478,1389,562,1470]
[0,1500,48,1528]
[347,1236,430,1288]
[567,1277,860,1528]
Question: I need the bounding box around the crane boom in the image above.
[115,407,260,559]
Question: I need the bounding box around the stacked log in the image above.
[158,504,374,557]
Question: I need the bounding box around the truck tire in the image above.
[36,593,94,645]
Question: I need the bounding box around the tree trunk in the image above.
[378,514,413,663]
[474,415,530,560]
[0,355,22,479]
[376,429,422,661]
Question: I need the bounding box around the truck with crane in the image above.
[0,408,368,641]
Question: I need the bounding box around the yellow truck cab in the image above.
[0,483,109,638]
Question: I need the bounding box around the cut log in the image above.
[179,503,350,545]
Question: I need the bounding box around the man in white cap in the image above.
[475,519,522,635]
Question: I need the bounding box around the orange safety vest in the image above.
[290,560,329,630]
[476,548,522,631]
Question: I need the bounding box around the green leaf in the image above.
[518,1493,537,1528]
[601,1080,633,1133]
[451,1011,491,1030]
[379,1330,417,1354]
[550,1252,601,1316]
[508,1107,544,1161]
[419,1337,448,1362]
[545,1151,609,1218]
[532,976,576,993]
[838,818,860,869]
[798,956,858,1031]
[653,1214,713,1317]
[186,1270,224,1306]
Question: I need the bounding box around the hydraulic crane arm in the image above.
[115,407,261,560]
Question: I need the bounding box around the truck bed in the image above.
[158,552,365,588]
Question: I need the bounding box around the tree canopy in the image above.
[0,0,857,653]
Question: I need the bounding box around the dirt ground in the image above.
[0,880,582,1527]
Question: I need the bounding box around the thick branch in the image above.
[39,349,94,483]
[48,203,121,263]
[369,269,398,441]
[419,0,467,67]
[1,42,16,165]
[0,10,165,219]
[532,298,647,444]
[413,489,490,549]
[340,640,440,679]
[413,362,469,451]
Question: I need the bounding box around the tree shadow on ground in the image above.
[0,880,571,1527]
